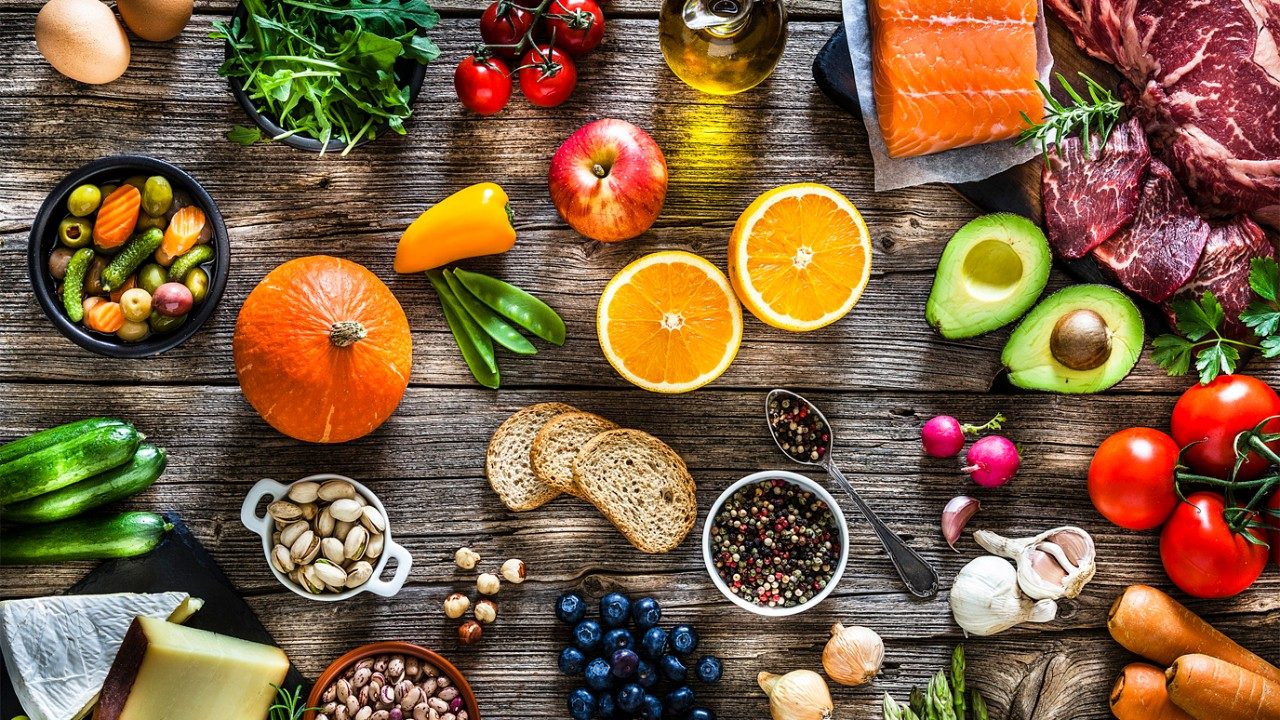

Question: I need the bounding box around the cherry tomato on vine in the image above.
[544,0,605,56]
[518,45,577,107]
[1159,491,1268,598]
[454,56,513,116]
[1088,427,1180,530]
[480,1,536,58]
[1171,374,1280,481]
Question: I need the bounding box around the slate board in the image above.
[1,515,307,717]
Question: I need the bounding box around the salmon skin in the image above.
[871,0,1045,158]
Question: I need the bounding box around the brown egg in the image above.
[117,0,193,42]
[35,0,130,84]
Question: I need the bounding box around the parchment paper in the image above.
[842,0,1055,191]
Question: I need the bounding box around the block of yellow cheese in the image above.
[94,616,289,720]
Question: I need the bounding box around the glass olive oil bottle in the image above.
[659,0,788,95]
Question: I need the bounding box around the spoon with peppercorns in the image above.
[766,389,939,598]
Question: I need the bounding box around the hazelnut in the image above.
[474,599,497,624]
[454,547,480,570]
[500,558,526,584]
[476,573,500,595]
[458,620,483,645]
[443,593,471,619]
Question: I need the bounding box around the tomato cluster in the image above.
[454,0,606,115]
[1088,374,1280,598]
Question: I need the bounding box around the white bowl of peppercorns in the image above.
[702,470,849,617]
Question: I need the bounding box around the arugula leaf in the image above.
[226,125,264,145]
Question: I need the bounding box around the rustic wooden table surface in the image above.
[1,1,1278,718]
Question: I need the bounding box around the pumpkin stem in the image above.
[329,321,367,348]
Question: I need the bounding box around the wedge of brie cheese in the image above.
[0,592,201,720]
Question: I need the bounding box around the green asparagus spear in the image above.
[971,690,989,720]
[935,671,959,720]
[910,687,927,717]
[952,645,967,719]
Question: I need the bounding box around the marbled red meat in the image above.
[1093,160,1211,303]
[1042,118,1150,259]
[1165,217,1277,338]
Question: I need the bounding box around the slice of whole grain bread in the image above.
[573,429,697,553]
[486,402,577,511]
[530,411,620,497]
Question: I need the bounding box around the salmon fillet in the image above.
[871,0,1045,158]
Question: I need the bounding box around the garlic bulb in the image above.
[974,526,1096,600]
[949,555,1057,636]
[823,623,883,686]
[758,670,834,720]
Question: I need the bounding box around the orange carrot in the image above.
[1111,663,1194,720]
[109,275,136,303]
[85,301,125,334]
[161,206,206,259]
[1167,654,1280,720]
[1109,585,1280,685]
[93,185,141,249]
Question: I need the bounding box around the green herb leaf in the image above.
[1242,300,1280,337]
[1173,292,1224,341]
[1260,335,1280,358]
[1018,72,1124,160]
[1196,342,1239,385]
[1152,333,1194,377]
[1249,257,1280,302]
[226,125,264,145]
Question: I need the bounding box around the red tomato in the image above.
[454,56,513,116]
[1088,427,1180,530]
[480,2,536,58]
[1159,492,1268,598]
[1171,374,1280,480]
[519,45,577,107]
[1267,488,1280,567]
[544,0,606,55]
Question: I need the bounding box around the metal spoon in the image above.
[765,389,939,598]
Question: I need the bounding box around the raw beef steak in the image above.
[1165,217,1277,338]
[1042,118,1150,259]
[1093,160,1211,303]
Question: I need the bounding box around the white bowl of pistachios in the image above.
[241,474,413,601]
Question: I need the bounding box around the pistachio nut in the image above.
[360,505,386,533]
[288,481,321,503]
[322,536,346,564]
[300,565,325,594]
[272,544,295,574]
[314,559,349,587]
[301,502,318,521]
[335,519,355,539]
[291,530,320,565]
[272,531,282,546]
[280,520,310,548]
[268,500,303,522]
[319,479,358,502]
[345,561,374,588]
[330,498,364,523]
[345,526,369,561]
[318,507,337,537]
[366,532,384,560]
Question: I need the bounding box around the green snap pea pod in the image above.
[62,248,96,322]
[443,269,536,356]
[167,244,215,282]
[452,267,566,346]
[102,228,163,291]
[427,271,499,388]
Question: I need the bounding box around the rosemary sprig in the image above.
[269,684,316,720]
[1017,72,1124,161]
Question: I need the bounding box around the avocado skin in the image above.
[1001,284,1145,394]
[925,213,1051,339]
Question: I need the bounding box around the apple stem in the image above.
[592,163,608,178]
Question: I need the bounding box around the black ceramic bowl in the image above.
[28,155,230,358]
[223,3,428,154]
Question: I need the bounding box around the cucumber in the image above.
[0,511,171,565]
[0,423,140,505]
[62,248,95,322]
[2,444,166,524]
[102,228,163,291]
[0,418,127,466]
[167,245,215,282]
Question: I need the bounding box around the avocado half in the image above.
[1001,284,1144,394]
[925,214,1052,339]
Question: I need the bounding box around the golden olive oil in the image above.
[659,0,788,95]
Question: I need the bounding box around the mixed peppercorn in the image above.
[767,396,830,463]
[710,478,841,608]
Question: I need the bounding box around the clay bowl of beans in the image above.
[305,641,479,720]
[702,470,849,617]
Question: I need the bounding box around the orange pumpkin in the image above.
[233,256,412,444]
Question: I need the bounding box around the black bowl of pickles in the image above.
[27,156,229,358]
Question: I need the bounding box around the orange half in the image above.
[597,251,743,394]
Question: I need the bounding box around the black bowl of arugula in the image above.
[215,0,440,155]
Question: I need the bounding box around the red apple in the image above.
[548,118,668,243]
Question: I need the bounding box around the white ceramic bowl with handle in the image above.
[241,473,412,601]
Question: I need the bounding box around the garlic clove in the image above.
[949,555,1059,636]
[973,526,1096,601]
[941,496,981,551]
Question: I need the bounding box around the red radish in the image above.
[921,413,1005,458]
[963,436,1020,487]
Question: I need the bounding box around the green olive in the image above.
[137,214,166,232]
[183,267,210,304]
[149,310,187,333]
[67,184,102,217]
[138,263,167,294]
[58,217,93,248]
[100,183,119,197]
[124,175,147,191]
[142,176,173,217]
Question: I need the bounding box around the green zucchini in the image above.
[2,444,166,524]
[102,228,163,291]
[0,423,140,505]
[0,418,127,466]
[0,511,171,565]
[167,245,215,282]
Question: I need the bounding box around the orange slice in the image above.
[597,251,743,393]
[728,183,873,331]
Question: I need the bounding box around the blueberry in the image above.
[585,657,614,691]
[669,624,699,656]
[688,708,717,720]
[635,660,658,688]
[603,628,635,652]
[573,619,603,651]
[600,592,632,628]
[695,655,723,683]
[610,648,640,678]
[598,692,618,719]
[559,647,587,675]
[658,654,688,682]
[630,597,662,629]
[567,688,596,720]
[640,626,669,659]
[665,686,696,715]
[557,592,588,625]
[616,683,645,713]
[638,693,664,720]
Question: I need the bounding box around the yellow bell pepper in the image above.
[394,182,516,274]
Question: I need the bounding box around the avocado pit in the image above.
[1049,309,1112,371]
